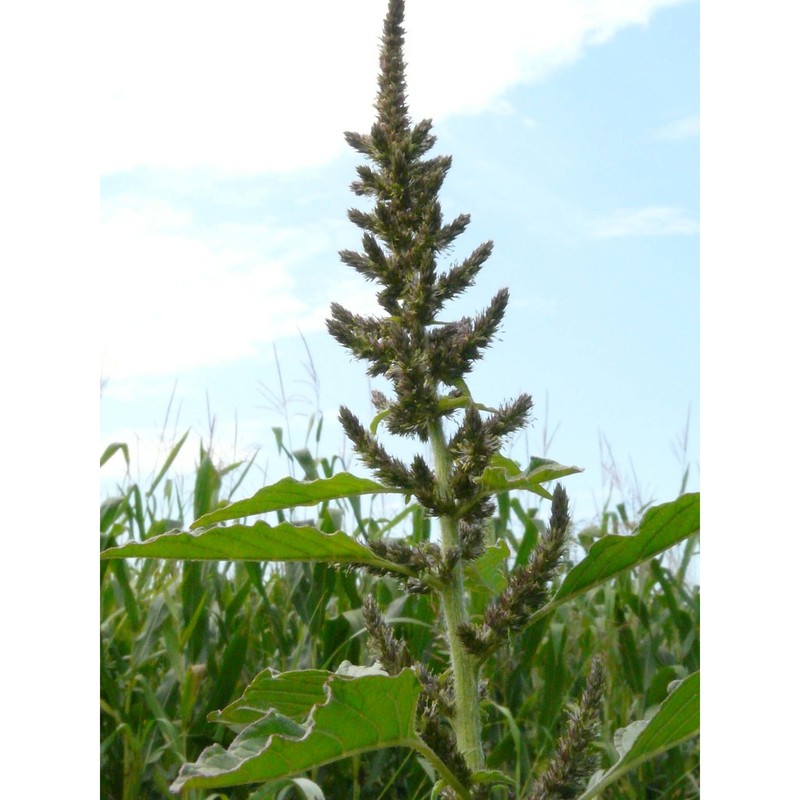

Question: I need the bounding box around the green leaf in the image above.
[172,668,472,798]
[192,473,399,528]
[100,496,126,533]
[292,448,319,481]
[100,521,415,577]
[208,661,404,731]
[171,670,423,793]
[100,442,129,469]
[646,665,688,708]
[470,770,515,788]
[194,450,222,519]
[210,668,361,728]
[275,778,326,800]
[436,395,497,415]
[369,408,391,435]
[465,540,510,597]
[576,671,700,800]
[479,455,583,500]
[147,431,190,498]
[529,493,699,624]
[509,498,542,569]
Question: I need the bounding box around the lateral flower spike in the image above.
[459,483,573,657]
[527,658,605,800]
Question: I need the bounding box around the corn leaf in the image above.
[147,431,190,498]
[100,442,130,469]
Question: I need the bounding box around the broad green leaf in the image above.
[529,493,699,624]
[436,394,497,415]
[646,665,688,708]
[192,473,398,528]
[577,671,700,800]
[100,521,415,577]
[171,670,426,793]
[479,455,583,500]
[488,454,522,476]
[172,668,471,797]
[470,770,515,788]
[210,666,384,729]
[211,669,333,728]
[465,540,511,597]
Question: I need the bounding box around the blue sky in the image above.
[99,0,699,527]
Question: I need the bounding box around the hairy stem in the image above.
[428,419,484,773]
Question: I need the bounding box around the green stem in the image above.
[412,740,472,800]
[428,419,485,774]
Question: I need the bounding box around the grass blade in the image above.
[101,442,130,469]
[146,431,190,498]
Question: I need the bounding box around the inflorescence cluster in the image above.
[327,1,604,795]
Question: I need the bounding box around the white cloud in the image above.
[655,114,700,140]
[99,0,691,175]
[590,206,699,237]
[99,201,379,381]
[98,0,694,381]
